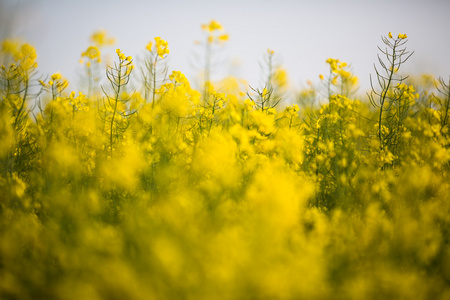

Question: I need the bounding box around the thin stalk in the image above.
[378,42,398,150]
[110,62,122,155]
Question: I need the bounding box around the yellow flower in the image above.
[388,32,393,38]
[202,20,223,32]
[168,70,188,85]
[1,39,20,58]
[267,107,277,114]
[201,20,227,45]
[273,67,288,88]
[15,43,38,70]
[90,29,115,47]
[326,58,339,72]
[82,46,101,60]
[244,98,255,110]
[319,74,324,80]
[218,34,229,42]
[116,48,128,61]
[331,75,338,85]
[154,37,169,58]
[146,41,153,52]
[51,73,62,81]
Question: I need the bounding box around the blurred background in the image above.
[1,0,449,94]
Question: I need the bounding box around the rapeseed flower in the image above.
[115,48,128,61]
[201,20,228,44]
[90,29,115,47]
[154,37,170,58]
[81,46,101,62]
[202,20,223,32]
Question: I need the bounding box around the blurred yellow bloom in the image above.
[388,32,393,38]
[90,29,115,47]
[146,41,153,52]
[202,20,223,32]
[331,76,338,85]
[218,34,229,42]
[51,73,62,81]
[267,107,277,115]
[273,67,289,88]
[1,39,20,58]
[201,20,228,45]
[82,46,101,60]
[15,43,38,70]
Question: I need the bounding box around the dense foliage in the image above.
[1,23,449,299]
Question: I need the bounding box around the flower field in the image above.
[1,22,449,299]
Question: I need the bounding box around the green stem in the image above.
[378,40,398,150]
[203,42,211,104]
[152,55,158,109]
[110,61,123,155]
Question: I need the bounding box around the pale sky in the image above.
[2,0,450,99]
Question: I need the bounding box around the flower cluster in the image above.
[80,46,101,67]
[1,40,38,71]
[324,58,358,88]
[146,36,170,58]
[388,32,408,39]
[201,20,229,43]
[69,91,89,112]
[90,29,115,47]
